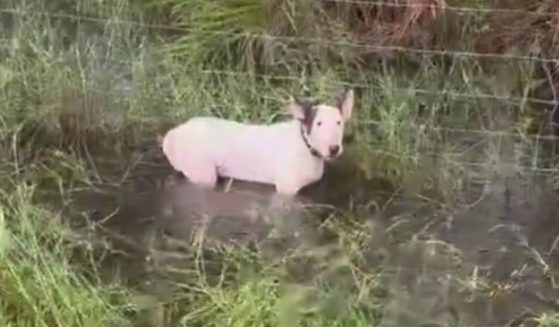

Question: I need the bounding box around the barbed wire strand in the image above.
[359,121,559,142]
[0,8,558,65]
[195,69,559,106]
[321,0,550,16]
[367,148,559,174]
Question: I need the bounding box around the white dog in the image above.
[162,87,355,195]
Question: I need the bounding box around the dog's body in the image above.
[162,87,355,195]
[163,118,324,194]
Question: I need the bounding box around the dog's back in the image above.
[162,116,294,185]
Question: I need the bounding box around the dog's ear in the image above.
[334,87,354,122]
[284,95,306,120]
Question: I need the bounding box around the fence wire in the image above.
[194,69,559,106]
[1,6,557,105]
[320,0,552,16]
[0,8,557,64]
[1,4,559,175]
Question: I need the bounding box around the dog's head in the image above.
[285,87,354,160]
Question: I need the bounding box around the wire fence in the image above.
[321,0,552,16]
[2,0,555,19]
[1,3,559,175]
[0,8,557,64]
[194,69,559,106]
[363,148,559,175]
[0,45,553,108]
[1,5,557,102]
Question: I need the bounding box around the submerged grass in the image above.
[1,0,559,326]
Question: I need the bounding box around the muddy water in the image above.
[69,144,559,327]
[378,172,559,327]
[70,157,340,286]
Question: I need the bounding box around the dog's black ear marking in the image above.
[300,101,317,133]
[291,96,319,133]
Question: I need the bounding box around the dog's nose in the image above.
[329,145,340,156]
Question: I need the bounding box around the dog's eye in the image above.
[317,121,322,126]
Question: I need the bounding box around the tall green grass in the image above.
[0,184,133,326]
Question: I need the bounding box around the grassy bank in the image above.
[1,0,559,326]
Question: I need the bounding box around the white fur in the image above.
[162,88,354,195]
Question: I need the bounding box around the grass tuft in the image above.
[0,184,133,326]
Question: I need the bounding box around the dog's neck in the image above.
[298,121,323,159]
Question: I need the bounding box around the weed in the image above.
[0,184,133,326]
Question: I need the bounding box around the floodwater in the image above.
[69,139,559,327]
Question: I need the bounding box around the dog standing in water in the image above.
[162,87,355,195]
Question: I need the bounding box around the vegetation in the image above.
[1,0,559,326]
